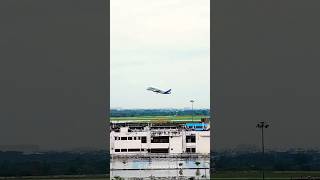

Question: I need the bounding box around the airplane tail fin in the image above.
[164,89,171,94]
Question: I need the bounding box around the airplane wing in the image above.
[147,87,155,91]
[147,87,163,93]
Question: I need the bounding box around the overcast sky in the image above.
[0,0,107,150]
[110,0,210,109]
[213,0,320,150]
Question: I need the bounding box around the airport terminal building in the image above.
[110,119,210,155]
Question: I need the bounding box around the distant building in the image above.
[110,121,210,155]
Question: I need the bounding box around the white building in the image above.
[110,122,210,155]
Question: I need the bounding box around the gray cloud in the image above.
[0,0,107,151]
[213,0,320,150]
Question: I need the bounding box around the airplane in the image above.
[147,87,172,94]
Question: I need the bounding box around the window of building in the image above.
[121,149,127,152]
[115,137,118,140]
[186,135,196,143]
[128,149,140,152]
[115,149,120,152]
[128,137,132,140]
[134,137,136,140]
[121,137,127,140]
[141,136,147,143]
[151,136,169,143]
[186,148,191,153]
[191,148,196,153]
[150,148,169,153]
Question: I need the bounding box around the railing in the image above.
[111,153,209,159]
[150,130,182,136]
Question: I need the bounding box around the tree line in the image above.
[213,150,320,171]
[1,150,320,177]
[0,151,108,176]
[110,109,210,117]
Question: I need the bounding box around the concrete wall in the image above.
[169,136,183,153]
[110,130,149,153]
[196,131,210,153]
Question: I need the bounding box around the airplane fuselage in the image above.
[147,87,171,94]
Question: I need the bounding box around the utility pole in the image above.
[256,121,269,180]
[190,100,194,122]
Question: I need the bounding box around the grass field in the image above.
[212,171,320,179]
[110,115,209,123]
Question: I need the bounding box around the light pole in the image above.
[190,100,194,122]
[256,121,269,180]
